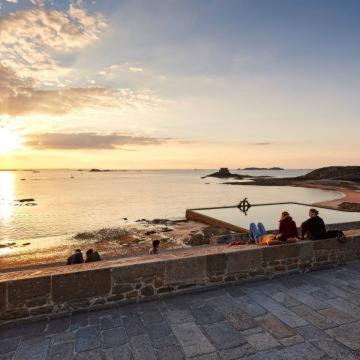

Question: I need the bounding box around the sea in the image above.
[0,169,343,249]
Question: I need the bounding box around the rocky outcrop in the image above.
[297,166,360,182]
[202,168,250,179]
[184,226,233,246]
[338,202,360,212]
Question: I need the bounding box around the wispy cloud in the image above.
[248,142,276,146]
[24,132,170,150]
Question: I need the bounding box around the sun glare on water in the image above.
[0,127,24,153]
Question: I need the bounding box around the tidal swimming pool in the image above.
[190,203,360,231]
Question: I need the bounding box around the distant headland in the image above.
[240,167,284,170]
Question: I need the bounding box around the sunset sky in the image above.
[0,0,359,169]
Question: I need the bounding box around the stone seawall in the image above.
[1,236,360,323]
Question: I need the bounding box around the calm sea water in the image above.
[0,169,343,244]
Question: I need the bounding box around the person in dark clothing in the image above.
[301,208,327,240]
[67,249,84,265]
[276,211,298,242]
[149,240,160,255]
[85,249,101,262]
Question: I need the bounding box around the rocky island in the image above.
[241,167,284,170]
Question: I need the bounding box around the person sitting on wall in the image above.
[85,248,101,262]
[249,223,267,244]
[301,208,327,240]
[149,240,160,255]
[67,249,84,265]
[275,211,299,242]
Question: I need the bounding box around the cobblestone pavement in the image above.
[1,263,360,359]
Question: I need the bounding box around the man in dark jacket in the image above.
[301,208,327,240]
[67,249,84,265]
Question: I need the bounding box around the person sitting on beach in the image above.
[149,240,160,255]
[301,208,327,240]
[275,211,299,242]
[67,249,84,265]
[85,249,101,262]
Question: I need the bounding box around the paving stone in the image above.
[295,324,328,341]
[278,276,309,289]
[279,334,304,347]
[165,308,194,324]
[0,337,20,355]
[281,287,330,310]
[244,289,308,328]
[100,316,122,330]
[311,338,359,359]
[290,304,337,329]
[14,337,50,360]
[75,326,101,352]
[71,311,88,328]
[255,313,295,338]
[102,327,127,349]
[205,294,240,312]
[103,345,132,360]
[219,343,256,360]
[323,285,360,306]
[240,327,263,336]
[74,349,106,360]
[140,308,164,325]
[130,334,157,360]
[222,309,257,331]
[318,306,356,325]
[17,319,48,338]
[46,316,70,334]
[245,332,280,352]
[310,288,338,301]
[145,322,172,340]
[226,286,246,298]
[190,305,223,325]
[51,332,75,344]
[202,321,246,350]
[171,322,215,357]
[326,321,360,350]
[234,295,267,317]
[156,345,185,360]
[269,291,301,308]
[123,314,145,337]
[150,334,180,349]
[46,342,73,360]
[327,297,360,319]
[241,342,325,360]
[191,353,220,360]
[0,353,10,360]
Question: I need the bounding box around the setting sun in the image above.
[0,128,23,153]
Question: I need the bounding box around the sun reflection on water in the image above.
[0,171,14,225]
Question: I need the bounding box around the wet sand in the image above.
[300,182,360,211]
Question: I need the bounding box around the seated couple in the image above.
[67,248,102,265]
[250,208,345,244]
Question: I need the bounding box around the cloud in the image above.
[0,64,160,116]
[24,132,170,150]
[0,7,163,116]
[248,142,276,146]
[0,5,107,82]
